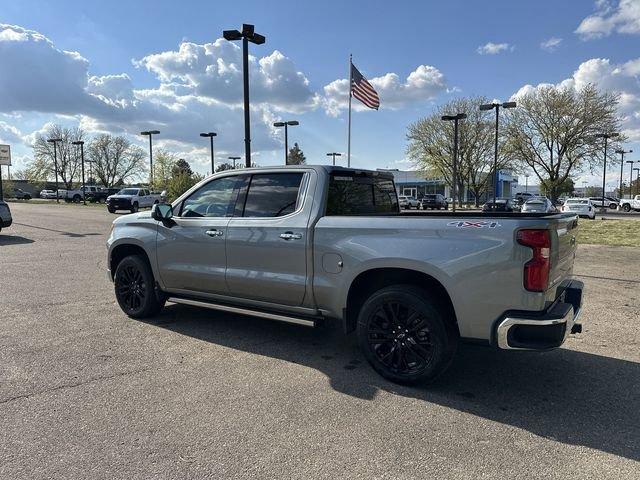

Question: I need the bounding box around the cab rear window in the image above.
[326,173,398,215]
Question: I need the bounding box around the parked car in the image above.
[39,189,57,199]
[11,188,31,200]
[398,195,420,209]
[106,188,162,213]
[86,187,121,204]
[482,198,519,213]
[589,196,619,210]
[618,195,640,212]
[107,165,584,384]
[420,194,448,210]
[521,197,557,213]
[561,198,596,219]
[0,200,12,232]
[59,185,101,203]
[515,192,534,205]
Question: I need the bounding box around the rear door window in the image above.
[241,173,304,218]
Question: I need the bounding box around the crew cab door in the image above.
[156,175,243,295]
[225,171,311,306]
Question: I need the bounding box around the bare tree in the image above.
[32,124,85,188]
[504,84,622,202]
[86,134,146,187]
[407,96,513,206]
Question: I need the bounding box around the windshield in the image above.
[118,189,139,195]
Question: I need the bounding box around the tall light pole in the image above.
[47,138,62,203]
[223,24,266,168]
[441,113,467,212]
[626,160,636,198]
[326,152,342,166]
[480,101,516,201]
[140,130,160,186]
[524,173,530,193]
[200,132,217,174]
[616,149,632,198]
[273,121,299,164]
[72,140,86,205]
[595,132,619,209]
[228,156,241,169]
[634,168,640,196]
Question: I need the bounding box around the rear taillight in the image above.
[516,229,551,292]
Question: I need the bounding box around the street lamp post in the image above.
[626,160,636,199]
[140,130,160,186]
[480,101,516,201]
[223,24,266,168]
[524,173,530,193]
[273,121,299,164]
[326,152,342,166]
[634,168,640,196]
[72,140,86,205]
[441,113,467,212]
[47,138,62,203]
[616,149,632,198]
[200,132,217,174]
[228,156,241,169]
[595,132,619,209]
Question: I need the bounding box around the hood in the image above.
[107,194,134,200]
[112,210,153,225]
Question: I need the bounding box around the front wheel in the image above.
[114,255,165,318]
[622,204,631,212]
[131,202,139,213]
[107,206,115,214]
[357,285,457,384]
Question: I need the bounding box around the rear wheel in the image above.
[622,204,631,212]
[114,255,165,318]
[357,285,457,384]
[131,202,139,213]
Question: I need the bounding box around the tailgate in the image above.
[549,214,578,291]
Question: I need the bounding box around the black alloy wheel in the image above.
[357,285,457,384]
[114,255,165,318]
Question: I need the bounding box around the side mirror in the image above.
[152,203,173,221]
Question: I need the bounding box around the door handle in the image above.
[205,229,224,237]
[280,232,302,240]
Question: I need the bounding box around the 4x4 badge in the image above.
[447,221,501,229]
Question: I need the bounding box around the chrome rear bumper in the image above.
[496,281,584,350]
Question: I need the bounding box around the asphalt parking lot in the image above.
[1,203,639,479]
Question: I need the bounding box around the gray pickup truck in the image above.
[107,166,584,384]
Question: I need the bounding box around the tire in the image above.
[114,255,165,318]
[131,202,139,213]
[357,285,458,384]
[622,204,631,212]
[609,203,617,210]
[73,194,81,203]
[98,197,105,204]
[107,206,115,214]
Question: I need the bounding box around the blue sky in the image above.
[1,0,640,188]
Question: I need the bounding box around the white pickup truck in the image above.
[58,185,100,203]
[618,195,640,212]
[106,188,162,213]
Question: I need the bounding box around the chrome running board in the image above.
[167,296,317,327]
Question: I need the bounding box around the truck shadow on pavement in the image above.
[0,234,35,245]
[149,304,639,463]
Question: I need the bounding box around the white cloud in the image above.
[512,56,640,141]
[540,37,563,52]
[576,0,640,39]
[476,42,514,55]
[322,65,447,116]
[133,40,319,113]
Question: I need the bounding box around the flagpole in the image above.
[347,53,352,168]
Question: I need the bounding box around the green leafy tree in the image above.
[168,171,203,201]
[151,149,177,192]
[287,143,306,165]
[505,84,622,202]
[407,96,514,207]
[542,177,574,198]
[172,158,193,177]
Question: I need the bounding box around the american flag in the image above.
[351,63,380,110]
